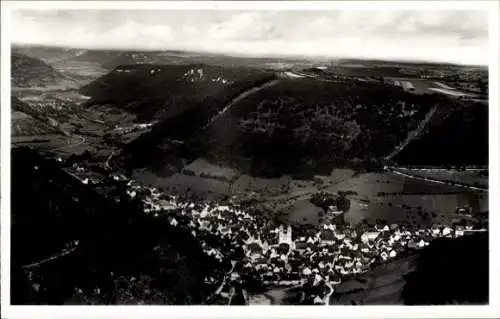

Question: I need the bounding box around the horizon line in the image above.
[11,42,488,68]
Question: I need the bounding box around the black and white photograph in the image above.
[1,1,499,317]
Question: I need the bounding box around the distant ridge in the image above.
[11,44,486,68]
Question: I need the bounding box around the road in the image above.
[324,282,335,305]
[385,105,437,161]
[387,167,487,192]
[282,71,341,83]
[22,244,78,270]
[50,134,86,152]
[263,288,287,305]
[198,79,280,134]
[394,167,487,171]
[205,260,236,303]
[254,284,303,305]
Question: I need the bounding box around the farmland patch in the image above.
[183,158,240,182]
[133,170,231,200]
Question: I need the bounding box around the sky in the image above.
[10,9,489,65]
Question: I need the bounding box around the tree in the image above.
[335,195,351,212]
[477,79,486,93]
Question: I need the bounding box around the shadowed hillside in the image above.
[80,64,273,122]
[330,232,488,305]
[119,77,464,177]
[395,103,488,166]
[11,147,223,305]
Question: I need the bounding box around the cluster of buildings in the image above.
[121,177,482,305]
[61,161,486,305]
[182,67,233,85]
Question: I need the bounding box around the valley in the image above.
[9,45,489,306]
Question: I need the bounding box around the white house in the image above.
[314,295,324,305]
[170,218,178,227]
[302,267,312,276]
[442,226,453,237]
[361,231,380,244]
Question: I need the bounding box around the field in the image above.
[133,162,488,227]
[131,156,487,227]
[12,134,68,149]
[280,199,324,225]
[383,77,479,98]
[231,174,293,197]
[324,172,468,197]
[183,158,240,182]
[320,172,487,225]
[133,170,231,200]
[384,77,448,94]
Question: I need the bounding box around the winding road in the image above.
[324,282,335,305]
[205,260,236,303]
[386,167,487,192]
[198,79,280,134]
[50,134,86,152]
[385,105,437,161]
[22,244,79,270]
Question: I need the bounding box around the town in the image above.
[67,161,485,305]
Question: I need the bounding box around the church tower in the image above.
[286,225,292,243]
[278,225,285,243]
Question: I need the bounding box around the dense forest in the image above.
[119,76,463,177]
[80,63,274,122]
[118,71,278,169]
[11,147,222,305]
[396,103,488,166]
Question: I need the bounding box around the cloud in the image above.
[107,20,174,48]
[207,12,278,41]
[10,9,489,65]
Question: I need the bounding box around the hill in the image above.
[330,232,488,305]
[12,111,57,137]
[120,77,463,177]
[395,103,488,166]
[11,97,67,137]
[12,45,82,63]
[11,147,223,305]
[11,52,64,88]
[11,97,57,136]
[80,64,275,122]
